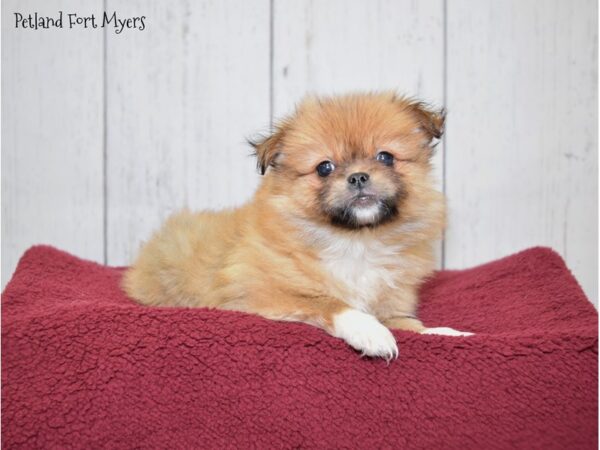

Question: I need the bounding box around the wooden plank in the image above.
[272,0,445,264]
[105,0,271,265]
[1,0,104,287]
[445,0,598,304]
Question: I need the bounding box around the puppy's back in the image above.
[122,209,241,307]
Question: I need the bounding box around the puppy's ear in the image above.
[394,95,445,144]
[409,102,445,142]
[247,127,286,175]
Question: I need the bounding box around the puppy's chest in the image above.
[318,239,404,312]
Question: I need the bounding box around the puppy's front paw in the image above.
[333,309,398,360]
[422,327,474,337]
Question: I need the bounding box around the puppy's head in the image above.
[250,92,444,230]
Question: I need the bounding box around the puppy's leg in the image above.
[332,309,398,360]
[230,296,398,360]
[382,316,426,333]
[383,316,473,336]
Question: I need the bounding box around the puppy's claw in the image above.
[422,327,474,337]
[333,309,398,360]
[363,345,399,363]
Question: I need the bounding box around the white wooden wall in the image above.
[2,0,598,306]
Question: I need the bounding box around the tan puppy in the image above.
[123,92,472,360]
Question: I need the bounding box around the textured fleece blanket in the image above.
[2,246,597,449]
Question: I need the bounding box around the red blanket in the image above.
[2,246,597,449]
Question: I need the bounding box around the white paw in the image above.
[422,327,474,337]
[333,310,398,360]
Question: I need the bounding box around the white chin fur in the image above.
[421,327,474,336]
[333,309,398,360]
[352,204,381,225]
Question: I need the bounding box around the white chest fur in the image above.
[299,223,405,312]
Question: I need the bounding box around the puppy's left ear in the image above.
[247,127,286,175]
[407,101,446,144]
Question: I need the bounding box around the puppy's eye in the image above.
[376,151,394,166]
[316,161,335,177]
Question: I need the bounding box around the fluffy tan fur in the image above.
[124,92,461,359]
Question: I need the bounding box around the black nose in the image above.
[347,172,370,189]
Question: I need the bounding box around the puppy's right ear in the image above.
[247,127,286,175]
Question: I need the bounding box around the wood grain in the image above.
[105,0,270,265]
[1,0,104,287]
[445,0,598,303]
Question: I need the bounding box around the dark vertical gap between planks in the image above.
[102,0,108,265]
[441,0,448,270]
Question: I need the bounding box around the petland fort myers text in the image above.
[14,11,146,34]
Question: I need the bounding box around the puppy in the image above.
[123,91,472,360]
